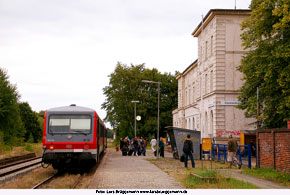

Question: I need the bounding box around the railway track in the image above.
[32,173,58,189]
[0,151,106,188]
[71,173,84,189]
[32,172,84,189]
[0,154,42,183]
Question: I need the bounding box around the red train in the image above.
[42,104,107,170]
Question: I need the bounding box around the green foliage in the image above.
[24,143,34,152]
[0,68,26,145]
[242,167,290,187]
[37,110,45,133]
[19,102,42,143]
[238,0,290,128]
[194,168,217,178]
[107,129,114,139]
[184,171,259,189]
[102,62,178,139]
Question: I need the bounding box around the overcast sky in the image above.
[0,0,251,126]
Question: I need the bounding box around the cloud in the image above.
[0,0,251,127]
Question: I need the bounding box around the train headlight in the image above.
[84,145,89,150]
[49,145,54,150]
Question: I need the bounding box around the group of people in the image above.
[118,134,242,169]
[119,137,148,156]
[119,136,165,157]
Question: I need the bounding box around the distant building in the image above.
[172,9,255,143]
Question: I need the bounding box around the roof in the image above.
[182,59,198,75]
[192,9,251,37]
[176,59,198,80]
[47,105,95,113]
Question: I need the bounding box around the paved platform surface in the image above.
[88,149,183,189]
[219,169,289,189]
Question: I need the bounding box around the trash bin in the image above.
[165,126,201,160]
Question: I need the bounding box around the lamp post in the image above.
[141,80,161,159]
[131,100,140,138]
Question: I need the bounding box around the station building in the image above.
[172,9,256,144]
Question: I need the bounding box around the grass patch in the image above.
[241,167,290,187]
[148,157,259,189]
[0,142,43,159]
[25,144,34,152]
[0,166,57,189]
[184,172,259,189]
[192,168,217,178]
[0,144,13,152]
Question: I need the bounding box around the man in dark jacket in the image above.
[133,137,138,156]
[183,134,195,168]
[159,138,165,158]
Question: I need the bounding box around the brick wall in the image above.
[258,129,290,173]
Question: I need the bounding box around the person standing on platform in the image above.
[183,134,195,168]
[150,137,157,156]
[159,137,164,158]
[133,137,138,156]
[142,138,148,156]
[227,135,241,169]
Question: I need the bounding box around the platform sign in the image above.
[202,138,212,151]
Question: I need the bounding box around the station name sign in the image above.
[220,101,241,106]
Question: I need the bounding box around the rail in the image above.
[32,173,58,189]
[0,157,42,178]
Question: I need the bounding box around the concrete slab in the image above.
[88,149,183,189]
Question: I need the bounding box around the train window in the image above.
[71,119,91,130]
[49,119,70,133]
[49,115,91,134]
[100,125,104,137]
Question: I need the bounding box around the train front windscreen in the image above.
[48,115,92,135]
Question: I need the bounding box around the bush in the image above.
[25,144,34,152]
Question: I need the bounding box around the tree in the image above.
[238,0,290,128]
[102,62,178,139]
[19,102,42,143]
[0,68,25,145]
[107,129,114,139]
[37,110,46,132]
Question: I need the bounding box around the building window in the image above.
[205,41,208,60]
[192,85,195,102]
[185,90,188,106]
[210,35,213,56]
[200,46,202,62]
[192,117,195,130]
[178,90,181,107]
[210,70,213,92]
[205,74,208,95]
[200,76,202,97]
[210,110,214,136]
[189,88,191,105]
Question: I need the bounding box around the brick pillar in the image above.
[288,120,290,129]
